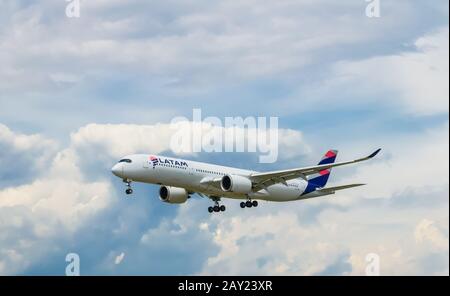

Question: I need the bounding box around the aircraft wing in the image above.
[249,149,381,191]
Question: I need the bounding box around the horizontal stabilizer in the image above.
[317,183,366,194]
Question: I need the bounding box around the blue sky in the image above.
[0,0,448,275]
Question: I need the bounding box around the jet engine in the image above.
[220,174,252,194]
[159,186,189,204]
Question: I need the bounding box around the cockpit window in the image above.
[119,159,132,163]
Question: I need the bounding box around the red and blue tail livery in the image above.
[303,150,338,194]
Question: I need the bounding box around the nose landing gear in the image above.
[123,179,133,195]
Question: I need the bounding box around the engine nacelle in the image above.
[159,186,189,204]
[220,174,252,194]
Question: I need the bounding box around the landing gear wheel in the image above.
[208,206,214,213]
[213,205,220,212]
[123,179,133,195]
[252,200,258,207]
[246,200,252,208]
[220,205,226,212]
[240,202,246,208]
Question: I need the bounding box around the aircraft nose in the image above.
[111,163,123,177]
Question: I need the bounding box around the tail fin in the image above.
[307,150,338,188]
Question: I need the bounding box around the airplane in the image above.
[111,148,381,213]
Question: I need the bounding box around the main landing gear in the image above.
[208,197,225,213]
[123,179,133,195]
[240,199,258,208]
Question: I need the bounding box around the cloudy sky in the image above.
[0,0,448,275]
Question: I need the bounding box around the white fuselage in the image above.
[111,154,313,202]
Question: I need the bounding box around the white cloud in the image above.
[195,190,448,276]
[198,212,350,275]
[277,27,449,116]
[0,124,58,185]
[415,219,449,251]
[330,27,448,115]
[1,0,444,95]
[0,125,114,275]
[330,123,449,204]
[0,124,56,152]
[71,123,176,158]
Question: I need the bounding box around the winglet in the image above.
[368,148,382,159]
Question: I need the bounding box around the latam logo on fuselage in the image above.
[149,156,188,168]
